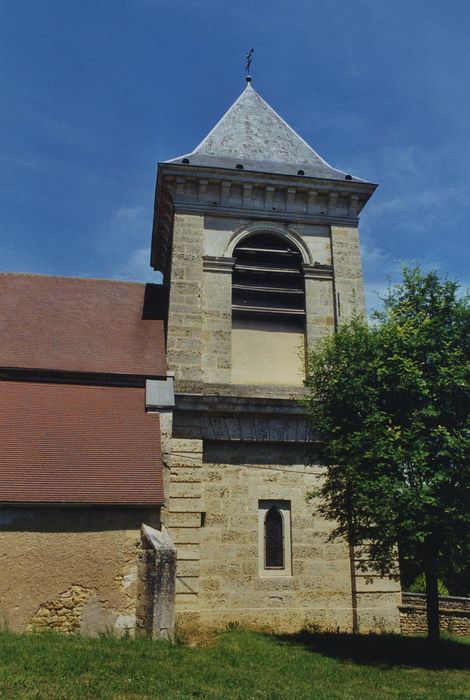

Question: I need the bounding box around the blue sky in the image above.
[1,0,469,312]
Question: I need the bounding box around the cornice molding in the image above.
[173,202,359,228]
[151,161,366,275]
[158,162,377,196]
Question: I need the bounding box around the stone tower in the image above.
[151,79,401,632]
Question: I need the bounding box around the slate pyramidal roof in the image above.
[167,80,369,183]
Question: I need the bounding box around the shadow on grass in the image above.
[274,631,470,670]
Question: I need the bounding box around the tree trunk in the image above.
[423,544,440,642]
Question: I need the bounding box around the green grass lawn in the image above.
[0,629,469,699]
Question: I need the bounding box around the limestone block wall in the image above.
[0,507,160,635]
[330,225,366,322]
[167,212,341,387]
[166,213,205,384]
[166,439,400,633]
[202,265,232,385]
[166,438,203,616]
[352,550,402,632]
[196,456,352,632]
[304,274,335,346]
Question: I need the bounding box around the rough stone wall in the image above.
[166,438,400,633]
[0,507,159,635]
[28,585,97,634]
[330,225,366,322]
[400,593,470,636]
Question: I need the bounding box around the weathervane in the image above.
[245,48,254,81]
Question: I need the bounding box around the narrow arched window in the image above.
[264,506,284,569]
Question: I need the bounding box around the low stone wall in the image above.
[399,592,470,636]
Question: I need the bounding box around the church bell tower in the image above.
[150,78,400,633]
[151,77,376,390]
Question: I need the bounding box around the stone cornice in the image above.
[159,162,377,197]
[173,381,308,401]
[173,202,359,228]
[173,391,319,444]
[175,391,308,415]
[151,160,370,275]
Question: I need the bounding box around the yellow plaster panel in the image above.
[231,320,305,386]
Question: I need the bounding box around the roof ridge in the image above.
[0,272,152,286]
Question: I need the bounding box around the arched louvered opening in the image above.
[264,506,284,569]
[232,232,305,320]
[231,232,306,385]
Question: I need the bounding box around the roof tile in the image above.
[169,82,365,181]
[0,274,166,376]
[0,381,164,505]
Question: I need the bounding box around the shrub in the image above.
[409,573,449,597]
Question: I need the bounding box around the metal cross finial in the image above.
[245,48,254,75]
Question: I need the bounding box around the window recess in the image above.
[258,500,292,577]
[232,233,305,325]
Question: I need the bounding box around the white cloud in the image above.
[108,206,150,242]
[104,206,162,282]
[112,246,162,283]
[84,203,162,283]
[360,237,402,315]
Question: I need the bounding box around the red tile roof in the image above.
[0,274,166,376]
[0,381,164,505]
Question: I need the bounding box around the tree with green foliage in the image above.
[408,573,448,597]
[305,267,470,641]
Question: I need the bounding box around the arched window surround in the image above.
[225,222,313,266]
[258,500,292,577]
